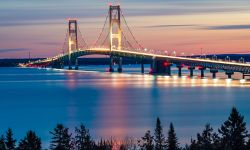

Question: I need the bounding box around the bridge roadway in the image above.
[25,48,250,78]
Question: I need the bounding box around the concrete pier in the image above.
[117,57,122,73]
[151,59,171,75]
[177,65,183,77]
[109,56,114,72]
[210,69,218,79]
[199,67,206,78]
[75,58,79,70]
[188,66,195,77]
[225,70,234,79]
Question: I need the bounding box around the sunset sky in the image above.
[1,0,250,58]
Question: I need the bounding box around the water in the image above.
[0,66,250,149]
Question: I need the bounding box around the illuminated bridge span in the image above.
[23,5,250,79]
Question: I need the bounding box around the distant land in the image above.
[0,54,250,67]
[0,57,151,67]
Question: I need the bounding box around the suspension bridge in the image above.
[22,5,250,79]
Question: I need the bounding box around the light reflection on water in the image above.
[0,66,250,148]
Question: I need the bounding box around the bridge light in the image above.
[173,76,178,80]
[202,78,208,83]
[197,66,203,70]
[240,79,246,84]
[213,78,218,83]
[226,78,232,82]
[163,61,170,67]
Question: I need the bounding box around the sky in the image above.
[1,0,250,58]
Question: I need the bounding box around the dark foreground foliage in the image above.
[0,107,249,150]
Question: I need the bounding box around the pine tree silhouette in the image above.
[17,130,41,150]
[50,124,73,150]
[218,107,248,150]
[5,128,16,150]
[154,117,166,150]
[138,130,154,150]
[0,135,6,150]
[75,124,94,150]
[190,124,220,150]
[166,123,179,150]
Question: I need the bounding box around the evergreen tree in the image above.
[17,130,41,150]
[166,123,179,150]
[5,128,16,150]
[188,124,221,150]
[196,124,220,150]
[75,124,94,150]
[95,139,113,150]
[138,130,154,150]
[50,124,73,150]
[188,138,198,150]
[0,135,6,150]
[246,138,250,150]
[218,107,248,150]
[154,117,166,150]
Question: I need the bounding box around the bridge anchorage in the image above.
[22,4,250,81]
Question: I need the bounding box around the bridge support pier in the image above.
[210,69,218,79]
[75,58,79,70]
[199,67,206,78]
[141,58,144,74]
[68,59,72,70]
[150,59,171,75]
[117,57,122,73]
[242,73,250,79]
[225,71,234,79]
[188,66,195,78]
[150,58,155,74]
[166,65,171,76]
[177,65,183,77]
[60,60,64,69]
[109,56,114,72]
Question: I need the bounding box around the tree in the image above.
[17,130,41,150]
[138,130,154,150]
[190,124,221,150]
[246,138,250,150]
[75,124,94,150]
[0,135,6,150]
[95,138,113,150]
[218,107,248,150]
[50,124,73,150]
[166,123,179,150]
[5,128,16,150]
[154,117,166,150]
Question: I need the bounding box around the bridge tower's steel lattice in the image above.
[109,5,122,72]
[109,5,122,51]
[68,19,78,69]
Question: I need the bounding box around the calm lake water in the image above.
[0,66,250,148]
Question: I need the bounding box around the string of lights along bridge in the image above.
[23,5,250,80]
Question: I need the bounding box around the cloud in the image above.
[35,42,61,46]
[145,24,200,28]
[203,25,250,30]
[0,48,29,53]
[0,22,62,27]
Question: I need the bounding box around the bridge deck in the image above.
[22,48,250,73]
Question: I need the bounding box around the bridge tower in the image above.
[109,5,122,72]
[68,19,79,70]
